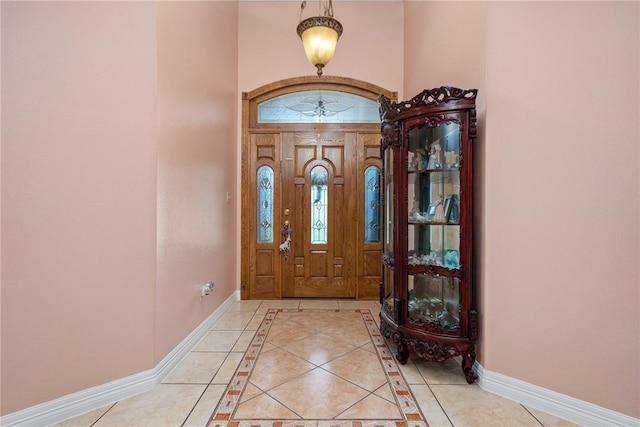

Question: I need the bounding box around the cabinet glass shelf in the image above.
[408,222,460,268]
[408,171,460,225]
[408,274,460,328]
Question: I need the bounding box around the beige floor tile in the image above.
[249,347,315,390]
[431,384,542,426]
[227,300,263,312]
[267,368,370,419]
[246,312,267,330]
[163,351,228,384]
[93,384,206,427]
[278,310,342,331]
[266,320,317,347]
[232,329,258,352]
[211,352,244,384]
[371,315,381,326]
[261,341,276,352]
[281,332,357,365]
[359,341,376,353]
[319,422,397,427]
[415,357,468,385]
[525,406,580,426]
[322,347,388,391]
[373,383,397,404]
[182,384,227,427]
[410,384,453,427]
[194,330,243,352]
[384,337,399,354]
[256,300,301,314]
[54,300,585,427]
[397,360,427,385]
[235,393,302,419]
[323,323,372,347]
[337,300,380,310]
[239,383,263,403]
[337,393,403,419]
[52,404,113,426]
[298,300,340,310]
[212,310,256,330]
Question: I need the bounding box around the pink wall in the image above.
[1,3,4,412]
[406,1,639,418]
[239,1,404,96]
[483,2,639,417]
[0,3,4,411]
[1,1,239,415]
[155,1,238,361]
[1,2,158,415]
[2,0,638,420]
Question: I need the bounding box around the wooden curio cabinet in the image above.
[378,87,478,383]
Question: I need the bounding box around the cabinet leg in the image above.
[396,341,409,365]
[461,347,477,384]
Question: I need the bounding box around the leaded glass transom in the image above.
[257,166,274,243]
[310,166,329,244]
[364,166,381,243]
[258,90,380,124]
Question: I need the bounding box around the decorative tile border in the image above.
[207,309,428,427]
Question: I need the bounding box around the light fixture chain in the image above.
[324,0,334,18]
[299,0,306,22]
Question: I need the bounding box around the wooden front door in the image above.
[240,76,397,300]
[281,131,356,297]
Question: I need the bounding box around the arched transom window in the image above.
[257,90,380,124]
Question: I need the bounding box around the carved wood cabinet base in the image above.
[380,314,477,384]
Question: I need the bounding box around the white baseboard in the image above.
[474,362,640,427]
[155,290,240,382]
[0,290,240,427]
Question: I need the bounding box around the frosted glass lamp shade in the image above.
[297,16,343,76]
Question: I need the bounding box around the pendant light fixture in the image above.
[296,0,343,77]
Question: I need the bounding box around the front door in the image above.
[281,131,356,297]
[240,76,396,300]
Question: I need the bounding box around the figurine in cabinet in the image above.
[408,152,419,171]
[432,197,446,223]
[426,140,442,169]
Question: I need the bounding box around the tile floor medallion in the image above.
[207,309,428,427]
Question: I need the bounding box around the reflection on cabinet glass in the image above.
[379,87,478,384]
[384,146,395,257]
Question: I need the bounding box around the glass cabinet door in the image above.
[382,144,396,320]
[384,146,394,259]
[406,121,462,331]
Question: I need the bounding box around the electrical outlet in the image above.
[199,282,215,301]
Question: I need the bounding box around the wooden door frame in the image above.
[241,76,397,300]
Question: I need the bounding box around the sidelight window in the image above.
[364,166,381,243]
[256,166,274,243]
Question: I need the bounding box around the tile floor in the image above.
[54,299,578,427]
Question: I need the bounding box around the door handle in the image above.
[280,222,292,259]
